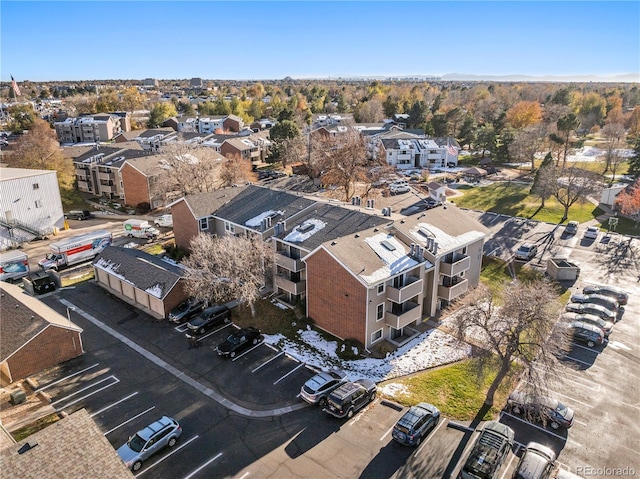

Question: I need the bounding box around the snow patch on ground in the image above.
[263,327,471,384]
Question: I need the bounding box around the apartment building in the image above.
[54,114,123,144]
[167,185,487,350]
[198,116,226,134]
[219,135,271,163]
[379,134,460,170]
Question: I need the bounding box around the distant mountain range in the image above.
[326,73,639,83]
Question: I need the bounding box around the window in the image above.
[371,329,383,343]
[376,303,384,321]
[199,217,208,230]
[462,246,467,255]
[377,283,385,294]
[224,221,235,233]
[35,200,42,208]
[32,183,39,190]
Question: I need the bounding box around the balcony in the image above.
[396,153,412,161]
[437,278,469,302]
[386,276,423,304]
[440,255,471,277]
[275,274,306,295]
[98,171,115,181]
[385,301,421,329]
[275,252,304,272]
[75,167,90,176]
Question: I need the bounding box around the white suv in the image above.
[389,180,410,194]
[154,214,173,228]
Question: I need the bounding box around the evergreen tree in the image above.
[627,135,640,181]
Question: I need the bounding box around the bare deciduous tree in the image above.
[219,155,257,187]
[552,165,601,222]
[183,233,273,317]
[601,123,626,174]
[452,280,563,407]
[509,124,547,172]
[313,129,370,201]
[151,143,224,201]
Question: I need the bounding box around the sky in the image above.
[1,1,639,82]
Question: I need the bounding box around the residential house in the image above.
[1,409,134,478]
[250,118,275,132]
[0,168,64,249]
[113,131,141,143]
[93,246,188,320]
[0,282,84,384]
[460,167,488,183]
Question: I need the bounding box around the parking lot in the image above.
[18,207,640,478]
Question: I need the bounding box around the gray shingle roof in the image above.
[278,203,389,252]
[214,185,315,230]
[93,247,184,300]
[0,283,83,361]
[0,409,133,479]
[177,186,248,218]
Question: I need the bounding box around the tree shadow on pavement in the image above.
[592,236,639,276]
[441,404,492,478]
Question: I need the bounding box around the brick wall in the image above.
[220,142,242,160]
[306,248,366,344]
[121,163,150,208]
[7,327,83,382]
[171,200,200,252]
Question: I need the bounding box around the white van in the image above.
[123,219,160,239]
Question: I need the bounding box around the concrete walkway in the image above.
[58,298,307,418]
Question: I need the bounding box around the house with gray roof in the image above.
[0,282,83,385]
[1,408,133,478]
[93,246,188,320]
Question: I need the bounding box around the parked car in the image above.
[507,392,574,429]
[300,369,349,407]
[168,299,206,324]
[583,284,628,306]
[583,226,599,240]
[215,327,263,358]
[515,243,538,261]
[564,221,579,235]
[389,181,410,194]
[186,305,231,335]
[392,402,440,446]
[513,442,556,479]
[64,210,92,221]
[154,214,173,228]
[565,303,616,322]
[569,293,619,313]
[561,312,613,337]
[324,379,376,419]
[568,321,606,348]
[116,416,182,472]
[459,421,514,479]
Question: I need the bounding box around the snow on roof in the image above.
[145,283,164,298]
[361,233,418,284]
[410,223,485,253]
[94,258,132,285]
[283,218,326,243]
[245,210,284,227]
[263,326,471,383]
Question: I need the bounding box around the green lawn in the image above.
[380,358,522,420]
[452,183,599,224]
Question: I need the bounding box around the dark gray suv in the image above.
[459,421,514,479]
[324,379,376,419]
[186,305,231,335]
[392,402,440,446]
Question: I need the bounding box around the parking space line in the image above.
[573,418,587,426]
[90,392,138,417]
[196,323,233,342]
[274,363,306,385]
[237,472,250,479]
[104,406,156,435]
[137,435,200,477]
[500,453,518,479]
[231,343,264,362]
[561,354,605,371]
[180,451,222,479]
[51,375,119,407]
[533,366,601,392]
[252,351,284,373]
[380,424,395,441]
[452,428,480,478]
[413,418,447,458]
[548,390,594,409]
[36,363,100,392]
[500,411,568,442]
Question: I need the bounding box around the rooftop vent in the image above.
[381,240,396,251]
[297,223,314,233]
